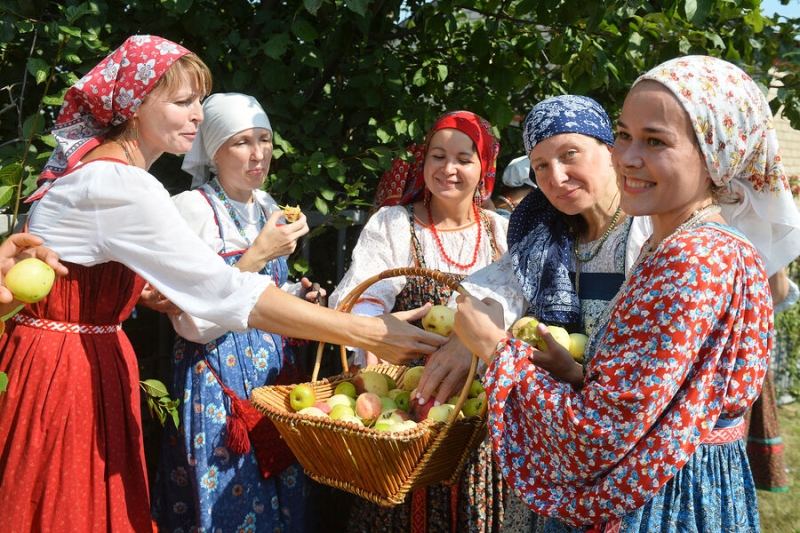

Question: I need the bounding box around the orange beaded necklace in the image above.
[426,200,483,269]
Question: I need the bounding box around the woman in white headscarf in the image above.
[454,55,800,532]
[151,92,319,533]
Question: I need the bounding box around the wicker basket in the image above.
[250,267,488,506]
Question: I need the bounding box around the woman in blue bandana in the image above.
[418,95,652,531]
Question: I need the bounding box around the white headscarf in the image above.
[636,55,800,276]
[182,92,272,188]
[501,155,535,188]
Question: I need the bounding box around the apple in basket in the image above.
[334,381,357,399]
[353,370,389,397]
[289,383,316,412]
[402,366,425,392]
[462,397,485,418]
[409,397,434,423]
[355,392,383,424]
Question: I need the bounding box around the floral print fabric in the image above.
[486,224,771,527]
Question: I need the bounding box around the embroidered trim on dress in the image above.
[12,313,121,334]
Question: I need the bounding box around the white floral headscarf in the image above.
[635,55,800,275]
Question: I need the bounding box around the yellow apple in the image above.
[5,258,55,303]
[329,404,356,420]
[298,406,329,418]
[402,365,424,392]
[421,305,455,336]
[427,403,455,422]
[536,325,571,352]
[353,370,389,397]
[326,393,356,410]
[568,333,588,361]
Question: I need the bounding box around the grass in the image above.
[758,401,800,533]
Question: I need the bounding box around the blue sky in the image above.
[761,0,800,18]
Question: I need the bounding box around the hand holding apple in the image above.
[421,305,456,336]
[4,257,56,304]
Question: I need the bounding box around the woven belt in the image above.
[11,313,122,334]
[703,419,746,444]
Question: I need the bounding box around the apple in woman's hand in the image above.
[4,257,55,303]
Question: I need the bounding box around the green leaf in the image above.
[0,186,15,207]
[0,164,23,186]
[140,378,170,397]
[0,372,7,394]
[303,0,324,15]
[314,195,329,215]
[346,0,369,16]
[27,58,49,85]
[292,19,319,42]
[264,34,291,60]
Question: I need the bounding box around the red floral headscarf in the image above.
[38,35,193,185]
[372,110,499,211]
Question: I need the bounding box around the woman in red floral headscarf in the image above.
[329,111,509,533]
[0,36,444,533]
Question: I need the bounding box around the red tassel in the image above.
[225,400,251,454]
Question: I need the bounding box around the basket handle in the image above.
[311,267,481,423]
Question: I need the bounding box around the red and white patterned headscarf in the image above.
[38,35,193,184]
[372,110,499,211]
[635,55,800,275]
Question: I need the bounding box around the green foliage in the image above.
[0,371,6,395]
[140,378,180,428]
[0,0,798,265]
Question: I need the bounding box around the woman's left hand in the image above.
[453,294,507,366]
[530,322,584,389]
[299,277,326,304]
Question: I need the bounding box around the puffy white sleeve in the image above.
[450,253,527,329]
[328,206,413,316]
[27,162,272,333]
[167,190,230,343]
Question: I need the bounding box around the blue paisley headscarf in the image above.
[508,95,614,327]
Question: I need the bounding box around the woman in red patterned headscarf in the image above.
[0,36,444,533]
[330,111,508,533]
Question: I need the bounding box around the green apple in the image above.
[511,316,537,337]
[289,383,316,412]
[383,374,397,391]
[402,366,425,392]
[380,396,397,412]
[515,317,541,345]
[536,325,571,352]
[298,406,329,418]
[569,333,589,361]
[5,257,55,303]
[353,370,389,397]
[461,397,485,417]
[334,381,357,398]
[421,305,456,336]
[373,419,396,431]
[393,391,410,411]
[446,396,460,406]
[468,379,485,398]
[329,404,356,420]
